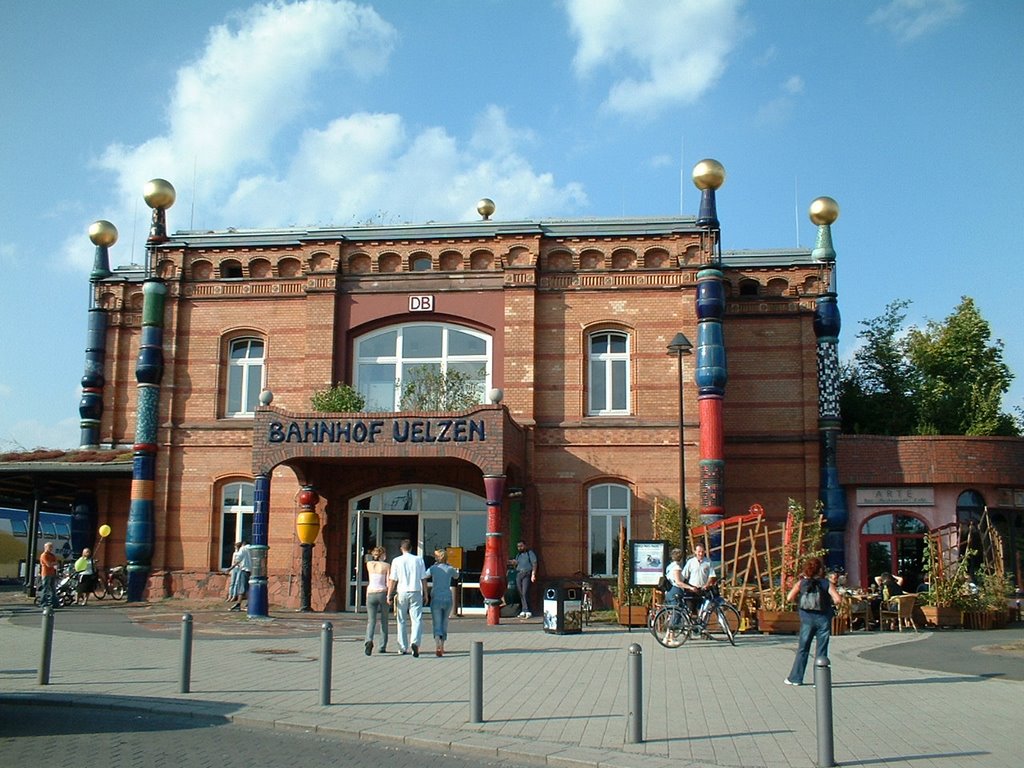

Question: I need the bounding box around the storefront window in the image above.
[860,512,927,591]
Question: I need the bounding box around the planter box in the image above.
[757,609,800,635]
[617,605,649,627]
[920,605,962,628]
[962,610,993,630]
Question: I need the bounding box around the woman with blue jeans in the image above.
[426,548,459,656]
[364,546,390,655]
[785,556,843,686]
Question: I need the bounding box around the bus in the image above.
[0,507,74,581]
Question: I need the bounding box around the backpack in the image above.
[798,578,826,611]
[657,575,672,593]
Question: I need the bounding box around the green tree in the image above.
[840,297,1018,436]
[905,297,1017,435]
[399,366,483,411]
[839,300,919,434]
[311,383,366,412]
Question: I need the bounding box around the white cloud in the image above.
[783,75,804,95]
[61,0,585,270]
[566,0,747,115]
[868,0,965,42]
[754,75,804,127]
[1,416,80,452]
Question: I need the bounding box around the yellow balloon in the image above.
[99,524,111,538]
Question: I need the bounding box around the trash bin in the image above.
[543,581,583,634]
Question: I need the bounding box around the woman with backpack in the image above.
[784,557,843,687]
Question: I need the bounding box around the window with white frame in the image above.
[354,323,491,412]
[588,331,629,415]
[226,338,264,417]
[589,483,631,577]
[219,481,254,569]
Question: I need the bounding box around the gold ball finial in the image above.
[809,196,840,225]
[692,159,726,190]
[143,178,176,210]
[88,220,118,247]
[477,198,496,220]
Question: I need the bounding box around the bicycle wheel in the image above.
[93,578,107,600]
[650,606,690,648]
[110,579,126,600]
[713,603,741,646]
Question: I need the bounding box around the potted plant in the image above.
[755,499,826,635]
[975,567,1013,628]
[918,537,968,628]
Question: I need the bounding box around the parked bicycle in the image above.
[92,564,128,600]
[649,584,741,647]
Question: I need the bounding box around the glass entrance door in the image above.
[349,511,382,611]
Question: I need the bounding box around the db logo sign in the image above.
[409,295,434,312]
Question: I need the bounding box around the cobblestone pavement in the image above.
[2,588,1023,768]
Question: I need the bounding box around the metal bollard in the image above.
[814,657,836,767]
[469,641,483,723]
[38,607,54,685]
[179,613,193,694]
[319,622,333,706]
[627,643,643,743]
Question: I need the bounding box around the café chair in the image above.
[849,596,873,631]
[880,593,918,632]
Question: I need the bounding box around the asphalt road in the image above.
[0,702,530,768]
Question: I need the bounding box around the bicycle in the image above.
[92,564,128,600]
[649,584,741,647]
[580,579,593,626]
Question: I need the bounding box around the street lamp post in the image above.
[667,332,693,552]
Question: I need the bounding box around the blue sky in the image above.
[1,0,1022,451]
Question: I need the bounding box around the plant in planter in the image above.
[756,499,826,634]
[919,536,971,628]
[975,567,1013,628]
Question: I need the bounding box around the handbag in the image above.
[657,575,672,593]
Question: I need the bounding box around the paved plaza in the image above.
[1,593,1022,768]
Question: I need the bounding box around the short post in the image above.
[38,607,55,685]
[814,657,836,767]
[627,643,643,743]
[319,621,333,706]
[179,613,193,694]
[469,640,483,723]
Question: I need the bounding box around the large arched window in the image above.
[219,481,254,569]
[589,483,631,577]
[226,337,265,417]
[860,512,928,590]
[588,330,630,415]
[354,323,491,412]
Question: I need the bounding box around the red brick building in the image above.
[7,198,1019,611]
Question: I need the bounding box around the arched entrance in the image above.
[860,511,928,590]
[348,485,488,612]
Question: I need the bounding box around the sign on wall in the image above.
[855,487,934,506]
[409,295,434,312]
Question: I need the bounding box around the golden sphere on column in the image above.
[477,198,496,219]
[88,220,118,247]
[143,178,176,210]
[809,196,840,225]
[692,159,726,190]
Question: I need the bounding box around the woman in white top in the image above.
[364,546,390,655]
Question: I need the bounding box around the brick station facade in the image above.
[72,214,1022,609]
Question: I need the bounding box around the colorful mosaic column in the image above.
[125,180,174,602]
[80,221,116,448]
[249,472,271,617]
[692,161,728,534]
[810,197,847,571]
[295,486,321,613]
[479,474,506,626]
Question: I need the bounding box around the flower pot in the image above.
[920,605,962,628]
[962,610,993,630]
[756,609,800,635]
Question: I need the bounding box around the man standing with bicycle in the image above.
[680,544,716,617]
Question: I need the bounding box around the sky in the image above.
[1,0,1022,452]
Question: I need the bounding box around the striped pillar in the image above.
[125,279,166,601]
[248,473,271,617]
[691,160,728,539]
[80,221,115,449]
[480,474,506,625]
[810,197,846,572]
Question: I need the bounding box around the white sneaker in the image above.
[784,678,801,686]
[523,612,532,619]
[517,612,525,618]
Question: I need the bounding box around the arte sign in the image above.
[267,416,486,445]
[855,487,934,506]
